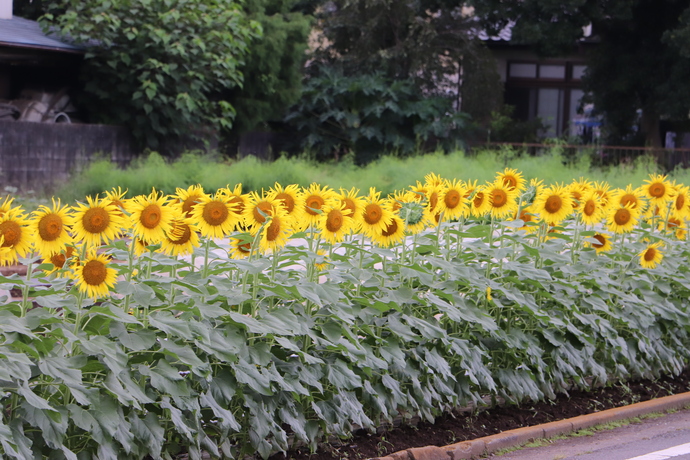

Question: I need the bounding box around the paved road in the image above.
[487,408,690,460]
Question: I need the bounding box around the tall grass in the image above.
[52,147,685,201]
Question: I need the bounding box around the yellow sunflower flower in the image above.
[592,181,613,209]
[72,251,118,299]
[496,168,526,192]
[228,235,253,259]
[174,184,207,218]
[129,189,175,244]
[243,192,282,235]
[43,245,78,276]
[0,205,33,265]
[259,207,292,254]
[29,198,74,259]
[160,218,200,256]
[360,188,394,239]
[373,214,406,247]
[586,233,613,254]
[579,192,605,226]
[72,196,126,248]
[390,190,432,234]
[221,184,249,221]
[662,217,687,240]
[132,238,154,257]
[612,185,646,212]
[191,191,241,239]
[607,203,640,234]
[470,186,491,218]
[642,174,674,205]
[513,205,540,233]
[0,237,12,267]
[301,183,338,230]
[670,184,690,220]
[269,183,305,225]
[485,179,520,220]
[338,187,366,230]
[638,242,663,269]
[533,184,574,225]
[318,203,356,245]
[437,179,470,220]
[568,179,593,211]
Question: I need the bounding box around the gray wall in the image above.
[0,120,136,192]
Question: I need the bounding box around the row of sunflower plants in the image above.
[0,170,689,459]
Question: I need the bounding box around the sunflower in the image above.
[360,188,394,238]
[269,183,305,224]
[513,205,540,232]
[373,214,406,247]
[470,186,491,218]
[191,191,241,239]
[390,190,432,234]
[639,242,664,269]
[612,185,646,213]
[175,185,206,218]
[607,203,640,234]
[579,192,605,226]
[221,184,249,220]
[424,172,446,189]
[129,189,175,244]
[496,168,526,192]
[485,180,520,220]
[586,233,612,254]
[72,251,118,299]
[533,184,574,225]
[29,198,74,258]
[317,203,356,244]
[592,181,613,209]
[437,179,470,220]
[568,180,593,211]
[338,187,366,230]
[43,245,78,276]
[72,196,126,248]
[228,235,253,259]
[0,237,12,267]
[299,183,338,230]
[243,192,281,235]
[662,217,687,240]
[160,218,200,256]
[642,174,674,205]
[132,238,154,257]
[0,205,33,265]
[103,187,131,215]
[259,207,292,253]
[0,196,15,217]
[670,184,690,220]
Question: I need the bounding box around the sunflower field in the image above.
[0,170,689,459]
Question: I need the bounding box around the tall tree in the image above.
[41,0,261,150]
[472,0,690,147]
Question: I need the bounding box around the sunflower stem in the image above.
[20,260,33,318]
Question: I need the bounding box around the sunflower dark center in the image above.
[82,260,107,286]
[326,209,343,233]
[203,201,229,226]
[82,207,110,234]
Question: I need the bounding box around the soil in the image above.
[269,368,690,460]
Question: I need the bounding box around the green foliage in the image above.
[226,0,312,135]
[486,106,547,143]
[285,67,469,164]
[41,0,261,149]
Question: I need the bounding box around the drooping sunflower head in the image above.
[160,217,200,257]
[534,184,574,225]
[0,204,33,266]
[72,195,126,248]
[72,251,118,300]
[642,174,674,204]
[43,245,78,276]
[485,179,520,219]
[607,202,641,234]
[496,168,526,192]
[30,198,74,258]
[129,189,175,244]
[191,191,241,239]
[175,184,207,218]
[437,179,470,220]
[317,202,356,244]
[586,232,613,254]
[639,241,664,269]
[391,190,432,234]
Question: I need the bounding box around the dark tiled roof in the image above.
[0,16,83,53]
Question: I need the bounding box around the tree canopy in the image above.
[41,0,261,149]
[472,0,690,147]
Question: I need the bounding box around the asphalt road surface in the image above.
[487,407,690,460]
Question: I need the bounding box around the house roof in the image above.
[0,16,83,53]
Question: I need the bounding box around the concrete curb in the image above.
[369,392,690,460]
